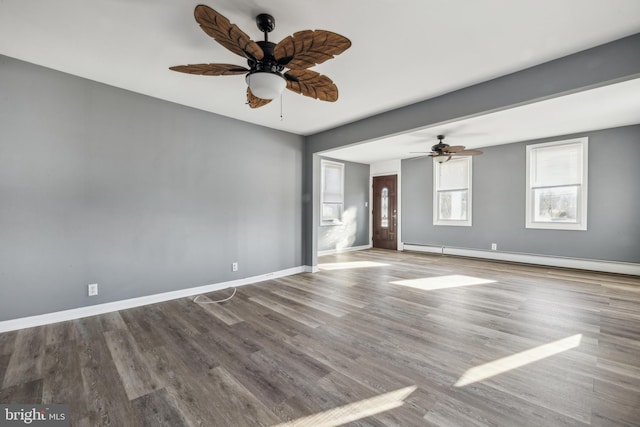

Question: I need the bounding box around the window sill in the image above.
[321,221,344,227]
[526,221,587,231]
[433,221,472,227]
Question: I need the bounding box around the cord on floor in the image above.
[193,287,237,304]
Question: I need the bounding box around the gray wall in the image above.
[402,126,640,263]
[318,157,369,252]
[0,55,304,321]
[303,33,640,266]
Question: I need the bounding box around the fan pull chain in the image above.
[280,93,284,121]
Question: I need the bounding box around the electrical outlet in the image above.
[232,262,238,272]
[491,243,497,251]
[88,283,98,296]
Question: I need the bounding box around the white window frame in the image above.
[433,156,472,227]
[320,159,345,226]
[525,137,588,231]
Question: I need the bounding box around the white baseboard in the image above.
[318,244,372,257]
[0,266,305,333]
[403,244,444,255]
[403,243,640,276]
[304,265,320,273]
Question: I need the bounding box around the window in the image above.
[380,187,389,228]
[526,137,588,230]
[320,159,344,225]
[433,156,472,226]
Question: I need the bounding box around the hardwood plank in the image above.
[130,388,189,427]
[0,379,43,404]
[246,348,327,403]
[2,327,45,388]
[591,395,640,427]
[592,380,640,420]
[99,311,129,332]
[42,341,85,417]
[193,295,244,325]
[144,343,278,425]
[119,306,166,353]
[104,329,162,400]
[424,401,498,427]
[45,320,79,346]
[141,345,225,424]
[73,316,108,342]
[595,358,640,393]
[139,304,221,373]
[156,299,211,336]
[0,354,8,388]
[76,329,142,426]
[277,276,370,309]
[180,328,290,408]
[203,366,279,426]
[473,362,593,423]
[281,333,362,376]
[249,294,324,328]
[594,333,640,366]
[231,295,314,338]
[269,287,351,317]
[0,331,17,356]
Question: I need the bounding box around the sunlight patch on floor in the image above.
[318,261,390,270]
[390,274,496,291]
[272,385,417,427]
[455,334,583,387]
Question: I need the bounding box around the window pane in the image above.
[532,185,579,223]
[323,163,343,203]
[438,190,468,221]
[438,158,469,190]
[322,203,342,223]
[381,187,389,228]
[532,143,582,187]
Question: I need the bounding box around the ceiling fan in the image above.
[170,5,351,108]
[412,135,483,163]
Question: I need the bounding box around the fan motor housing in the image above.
[431,143,448,153]
[248,41,284,74]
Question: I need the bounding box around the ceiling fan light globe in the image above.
[246,72,286,100]
[434,155,451,163]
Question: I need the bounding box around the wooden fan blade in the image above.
[169,63,249,76]
[284,69,338,101]
[246,88,272,109]
[274,30,351,69]
[194,5,264,60]
[453,150,483,156]
[442,145,465,153]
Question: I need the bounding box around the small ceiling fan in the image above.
[170,5,351,108]
[411,135,483,163]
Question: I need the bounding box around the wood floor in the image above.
[1,249,640,426]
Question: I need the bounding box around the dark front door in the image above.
[372,175,397,250]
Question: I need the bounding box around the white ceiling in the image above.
[1,0,639,145]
